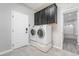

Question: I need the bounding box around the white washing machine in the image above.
[30,25,52,52]
[30,26,36,41]
[30,25,39,41]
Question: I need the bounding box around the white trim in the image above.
[78,43,79,45]
[0,49,13,55]
[11,10,14,49]
[53,45,62,50]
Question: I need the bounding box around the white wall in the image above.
[0,3,34,53]
[52,3,79,49]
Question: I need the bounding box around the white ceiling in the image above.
[24,3,52,12]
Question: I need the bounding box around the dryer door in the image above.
[37,29,45,38]
[31,29,36,36]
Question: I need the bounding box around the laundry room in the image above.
[0,3,79,56]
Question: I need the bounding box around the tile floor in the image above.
[1,45,77,56]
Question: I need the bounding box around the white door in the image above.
[11,11,29,49]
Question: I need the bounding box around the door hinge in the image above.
[12,44,14,47]
[12,15,14,18]
[12,29,14,32]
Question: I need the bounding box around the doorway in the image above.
[63,9,79,54]
[11,10,29,49]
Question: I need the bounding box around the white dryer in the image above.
[37,25,52,44]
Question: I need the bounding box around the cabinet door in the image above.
[34,13,37,25]
[38,11,42,25]
[34,12,38,25]
[41,9,44,25]
[43,9,48,24]
[34,12,40,25]
[45,7,49,24]
[48,4,57,23]
[37,12,40,25]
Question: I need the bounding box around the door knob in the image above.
[26,28,28,31]
[25,28,28,33]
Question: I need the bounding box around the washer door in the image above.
[31,29,36,36]
[37,29,45,38]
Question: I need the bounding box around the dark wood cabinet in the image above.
[34,11,41,25]
[34,9,48,25]
[44,6,50,24]
[41,9,48,24]
[34,12,38,25]
[48,4,57,24]
[34,3,57,25]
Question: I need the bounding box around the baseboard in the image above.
[53,45,62,50]
[0,49,13,55]
[77,42,79,45]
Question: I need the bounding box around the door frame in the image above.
[11,10,14,50]
[62,7,79,49]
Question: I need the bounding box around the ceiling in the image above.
[24,3,52,12]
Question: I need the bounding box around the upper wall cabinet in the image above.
[41,9,48,25]
[34,3,57,25]
[34,11,40,25]
[47,4,57,24]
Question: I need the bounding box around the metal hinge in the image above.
[12,15,14,18]
[12,44,14,47]
[12,29,14,32]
